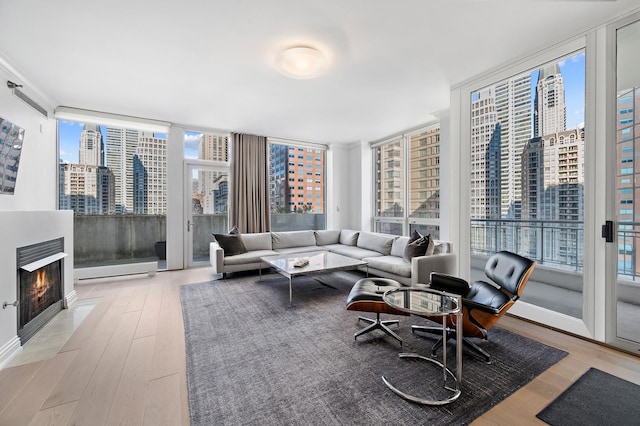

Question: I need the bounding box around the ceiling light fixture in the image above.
[275,46,327,79]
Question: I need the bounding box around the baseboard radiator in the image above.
[74,262,157,283]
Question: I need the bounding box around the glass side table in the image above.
[382,287,462,405]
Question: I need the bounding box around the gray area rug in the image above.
[537,367,640,426]
[180,271,568,425]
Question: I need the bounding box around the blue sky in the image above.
[470,50,585,135]
[536,50,585,131]
[58,123,202,163]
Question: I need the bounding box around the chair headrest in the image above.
[484,251,535,296]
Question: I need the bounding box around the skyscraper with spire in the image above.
[78,124,103,166]
[534,63,567,137]
[521,62,584,266]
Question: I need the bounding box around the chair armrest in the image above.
[210,242,224,273]
[463,298,501,315]
[430,272,470,295]
[411,252,456,285]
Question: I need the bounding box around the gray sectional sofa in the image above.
[209,229,455,286]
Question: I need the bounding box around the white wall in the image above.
[0,65,57,211]
[0,61,73,366]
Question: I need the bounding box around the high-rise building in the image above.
[375,139,404,217]
[470,87,502,251]
[409,128,441,219]
[269,144,325,214]
[470,87,501,220]
[59,162,114,214]
[521,64,584,267]
[78,124,103,166]
[495,75,532,219]
[105,127,139,213]
[534,64,567,137]
[197,134,229,214]
[133,133,167,214]
[521,128,585,264]
[269,144,289,213]
[616,86,639,276]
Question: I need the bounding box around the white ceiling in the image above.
[1,0,638,144]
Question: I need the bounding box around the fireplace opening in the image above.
[17,238,66,344]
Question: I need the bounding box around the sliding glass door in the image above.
[609,16,640,352]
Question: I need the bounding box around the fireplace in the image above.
[16,238,66,344]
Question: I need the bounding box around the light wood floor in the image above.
[0,267,639,426]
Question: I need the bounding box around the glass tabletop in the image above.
[383,287,460,317]
[261,251,367,275]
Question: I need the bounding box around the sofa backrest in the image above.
[242,232,273,251]
[271,230,316,250]
[357,231,395,255]
[314,230,341,246]
[339,229,360,246]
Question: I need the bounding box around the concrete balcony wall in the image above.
[74,215,166,266]
[270,213,325,231]
[74,213,326,266]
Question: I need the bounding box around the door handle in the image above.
[601,220,614,243]
[187,220,193,232]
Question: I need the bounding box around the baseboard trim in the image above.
[64,290,78,309]
[0,336,22,369]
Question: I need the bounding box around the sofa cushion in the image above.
[275,246,327,255]
[241,232,273,251]
[314,230,341,246]
[271,230,316,250]
[403,233,431,263]
[224,249,279,265]
[357,232,395,255]
[339,229,360,246]
[327,244,382,260]
[390,236,410,257]
[433,240,450,254]
[364,256,412,278]
[213,227,248,256]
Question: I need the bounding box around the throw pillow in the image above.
[213,226,248,256]
[410,229,426,242]
[403,233,431,263]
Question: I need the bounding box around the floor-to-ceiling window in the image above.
[268,140,326,231]
[58,116,169,270]
[372,124,441,238]
[468,50,586,318]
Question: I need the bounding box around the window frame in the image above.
[371,122,441,237]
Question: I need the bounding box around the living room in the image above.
[1,1,640,425]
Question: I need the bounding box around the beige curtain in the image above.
[229,132,271,233]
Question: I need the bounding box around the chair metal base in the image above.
[355,313,402,345]
[411,325,491,364]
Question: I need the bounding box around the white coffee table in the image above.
[260,251,367,304]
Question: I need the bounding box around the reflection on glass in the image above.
[615,19,640,344]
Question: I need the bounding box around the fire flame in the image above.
[34,269,49,299]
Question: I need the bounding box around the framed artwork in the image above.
[0,116,25,195]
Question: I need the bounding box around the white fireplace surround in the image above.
[0,211,74,367]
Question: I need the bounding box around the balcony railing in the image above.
[471,218,584,272]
